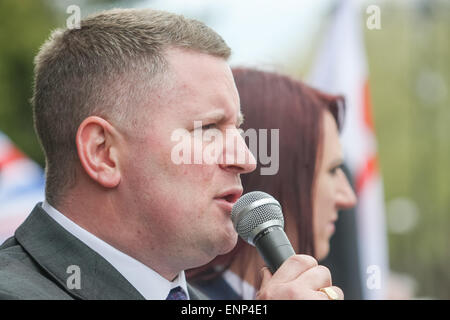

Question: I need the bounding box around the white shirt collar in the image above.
[41,200,189,300]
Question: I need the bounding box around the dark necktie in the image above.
[166,286,188,300]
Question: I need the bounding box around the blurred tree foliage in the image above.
[0,0,57,165]
[0,0,135,165]
[365,0,450,299]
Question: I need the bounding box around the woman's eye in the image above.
[329,164,343,176]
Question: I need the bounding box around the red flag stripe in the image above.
[0,147,24,167]
[362,80,375,132]
[355,154,379,195]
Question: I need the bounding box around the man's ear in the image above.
[76,116,121,188]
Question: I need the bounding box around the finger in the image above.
[296,265,332,290]
[255,267,272,299]
[258,267,272,289]
[271,254,318,283]
[317,286,344,300]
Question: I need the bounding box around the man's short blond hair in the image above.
[31,8,231,206]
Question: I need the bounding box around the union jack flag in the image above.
[0,131,45,244]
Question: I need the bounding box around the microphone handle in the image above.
[254,226,296,273]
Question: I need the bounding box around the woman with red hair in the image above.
[188,68,357,299]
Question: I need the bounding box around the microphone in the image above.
[231,191,295,273]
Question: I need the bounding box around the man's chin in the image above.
[190,235,237,270]
[219,231,238,255]
[191,228,238,268]
[208,229,238,258]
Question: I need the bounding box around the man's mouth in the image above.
[214,187,243,213]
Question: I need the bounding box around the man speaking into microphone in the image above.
[0,8,342,300]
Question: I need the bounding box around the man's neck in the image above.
[51,195,182,281]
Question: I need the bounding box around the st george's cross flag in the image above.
[308,0,390,299]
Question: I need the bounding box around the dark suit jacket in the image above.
[0,203,207,300]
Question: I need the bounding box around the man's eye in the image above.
[202,123,216,130]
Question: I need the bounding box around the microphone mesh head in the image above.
[231,191,284,243]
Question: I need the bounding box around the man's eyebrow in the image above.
[199,110,225,121]
[199,109,244,127]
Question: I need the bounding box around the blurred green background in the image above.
[0,0,448,298]
[363,0,449,299]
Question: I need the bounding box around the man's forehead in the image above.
[163,49,241,123]
[166,48,231,80]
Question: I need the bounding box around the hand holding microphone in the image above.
[231,191,344,300]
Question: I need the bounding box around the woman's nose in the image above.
[337,172,357,210]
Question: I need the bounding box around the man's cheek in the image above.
[177,162,214,180]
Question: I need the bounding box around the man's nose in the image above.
[337,172,357,210]
[219,128,257,174]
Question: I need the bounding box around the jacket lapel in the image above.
[15,204,145,300]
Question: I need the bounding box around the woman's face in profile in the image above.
[312,111,357,261]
